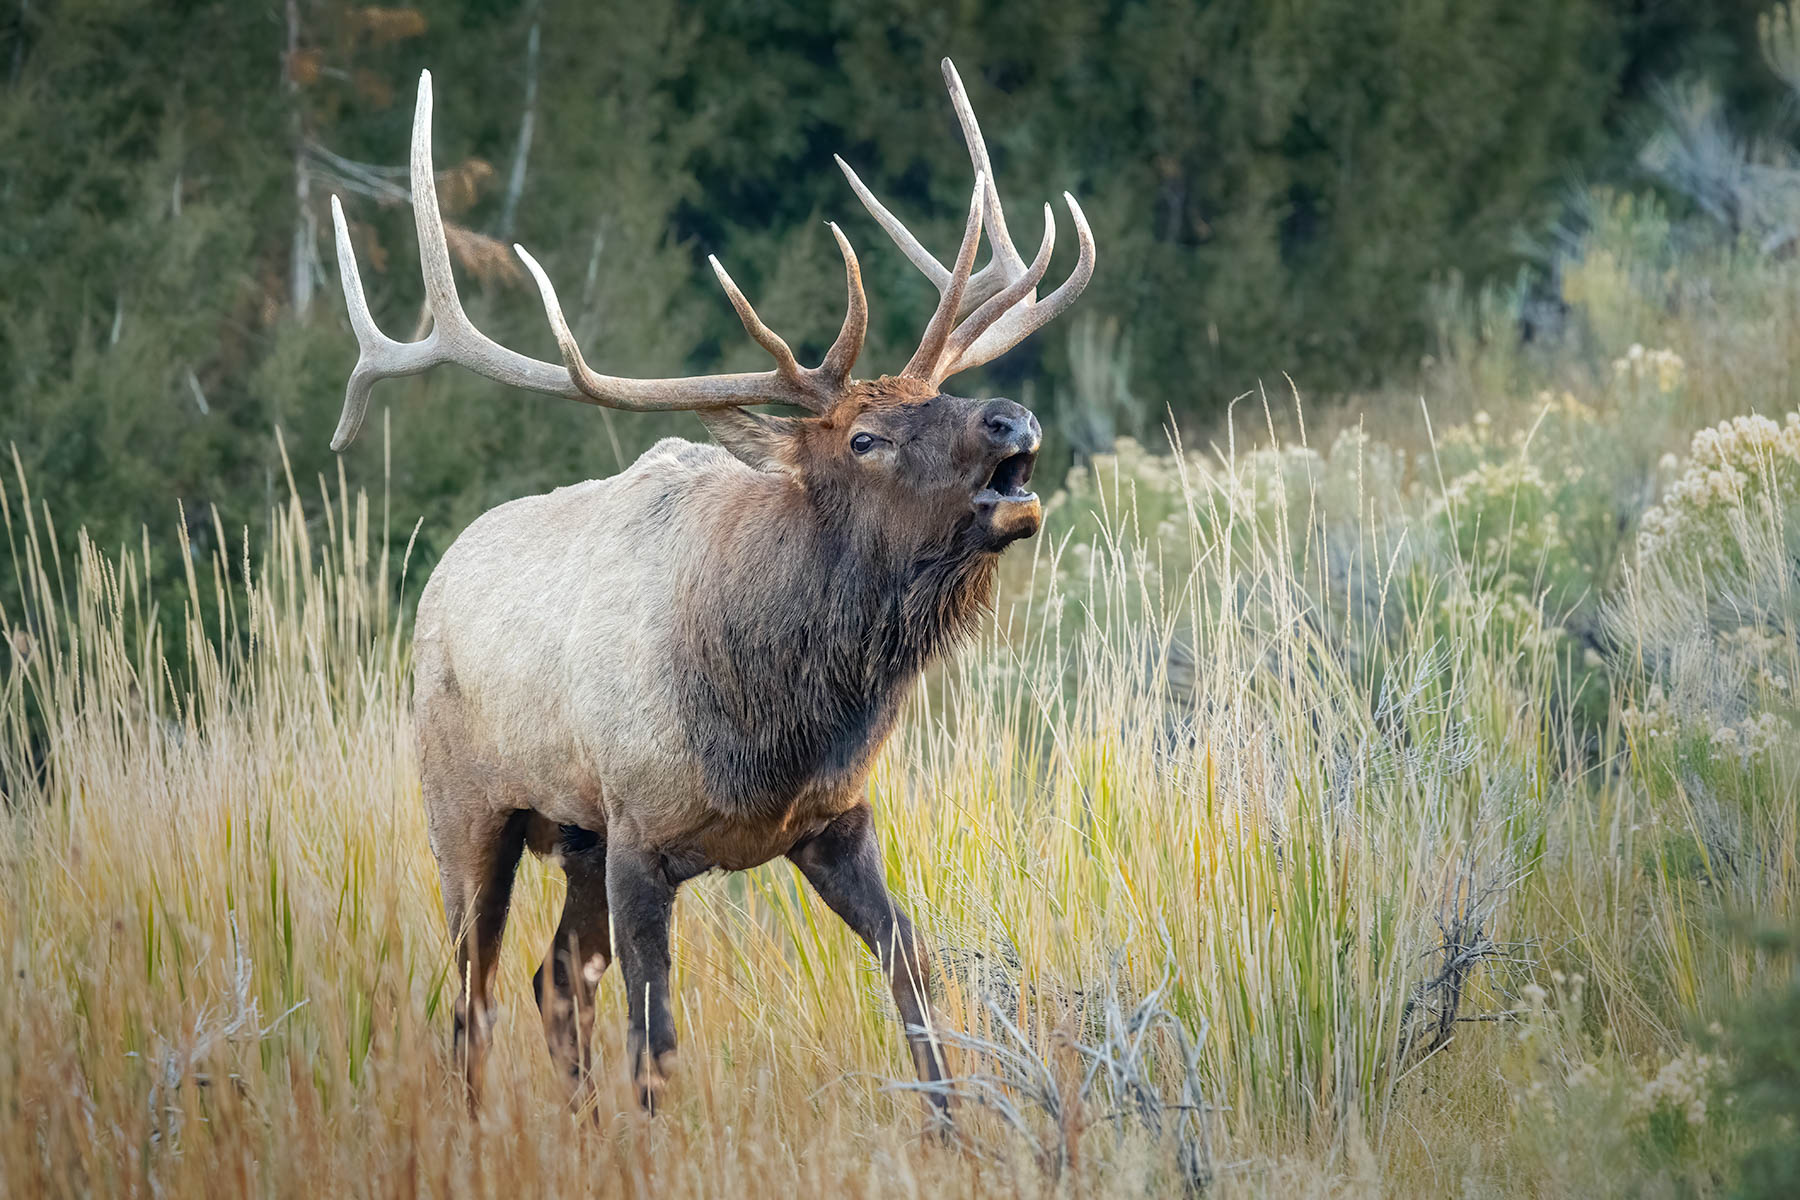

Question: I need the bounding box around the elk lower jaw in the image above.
[972,449,1041,547]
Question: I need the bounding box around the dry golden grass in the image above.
[2,357,1788,1196]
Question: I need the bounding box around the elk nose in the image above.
[981,399,1041,452]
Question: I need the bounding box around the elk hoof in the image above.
[634,1049,677,1113]
[920,1102,960,1147]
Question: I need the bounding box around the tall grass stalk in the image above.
[0,388,1788,1195]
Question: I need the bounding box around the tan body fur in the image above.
[415,437,872,879]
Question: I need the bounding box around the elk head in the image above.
[700,379,1043,555]
[328,60,1095,558]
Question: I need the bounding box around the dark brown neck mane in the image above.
[673,473,998,818]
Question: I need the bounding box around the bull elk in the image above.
[328,59,1093,1115]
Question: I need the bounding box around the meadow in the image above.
[3,191,1798,1196]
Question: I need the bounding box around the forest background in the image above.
[1,0,1783,609]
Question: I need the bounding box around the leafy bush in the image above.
[1717,925,1800,1199]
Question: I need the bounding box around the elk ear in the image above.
[698,408,805,474]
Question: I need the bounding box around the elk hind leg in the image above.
[535,823,611,1104]
[437,806,529,1110]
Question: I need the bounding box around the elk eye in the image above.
[850,432,877,455]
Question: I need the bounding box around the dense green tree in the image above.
[0,0,1782,624]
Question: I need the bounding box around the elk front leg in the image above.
[606,840,678,1111]
[788,804,950,1116]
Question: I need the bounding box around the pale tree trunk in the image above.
[285,0,315,317]
[495,2,541,241]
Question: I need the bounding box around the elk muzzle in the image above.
[972,398,1042,548]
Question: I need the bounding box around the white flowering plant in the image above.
[1501,969,1731,1189]
[1605,417,1800,884]
[1430,457,1586,603]
[1637,412,1800,573]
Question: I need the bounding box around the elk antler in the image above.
[837,58,1096,387]
[328,71,867,450]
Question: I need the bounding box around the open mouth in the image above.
[976,450,1037,503]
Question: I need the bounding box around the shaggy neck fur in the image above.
[673,470,998,819]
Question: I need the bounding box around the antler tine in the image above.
[901,174,985,381]
[329,71,578,450]
[708,256,804,379]
[409,72,466,344]
[941,58,1026,294]
[834,167,1005,324]
[512,245,632,402]
[331,196,416,450]
[952,191,1096,375]
[703,248,863,411]
[834,154,953,294]
[818,222,868,384]
[928,202,1056,385]
[516,242,845,416]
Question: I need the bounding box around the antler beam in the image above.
[328,71,867,451]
